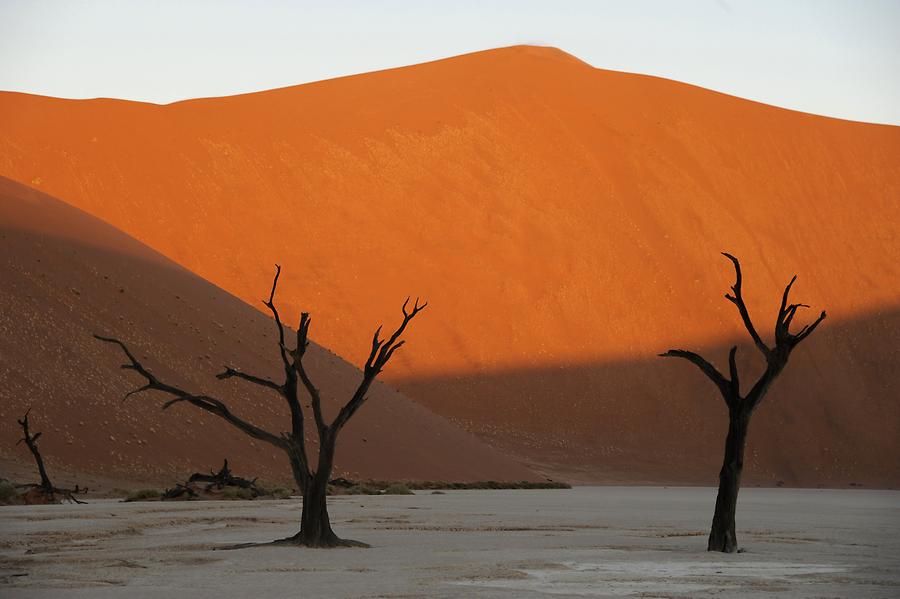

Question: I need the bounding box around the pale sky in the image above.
[1,0,898,125]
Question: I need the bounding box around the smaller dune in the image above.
[0,177,537,487]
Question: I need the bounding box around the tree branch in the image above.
[660,349,731,400]
[721,252,770,357]
[94,334,287,450]
[771,271,826,348]
[781,303,808,333]
[216,367,282,392]
[793,310,826,345]
[262,264,293,377]
[727,346,740,398]
[295,312,327,434]
[365,297,427,375]
[333,298,427,432]
[777,276,797,324]
[258,265,309,472]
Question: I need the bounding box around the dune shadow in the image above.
[396,308,900,488]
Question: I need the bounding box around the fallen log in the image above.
[162,483,199,500]
[188,459,258,491]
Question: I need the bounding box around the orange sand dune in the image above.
[0,176,537,486]
[1,46,898,484]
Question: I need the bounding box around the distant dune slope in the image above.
[401,307,900,487]
[0,177,537,485]
[1,46,898,485]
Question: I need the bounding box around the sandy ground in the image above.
[0,487,897,598]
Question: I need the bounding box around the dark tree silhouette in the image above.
[188,459,257,491]
[96,265,425,547]
[156,459,261,500]
[17,409,87,504]
[17,410,52,494]
[660,253,826,553]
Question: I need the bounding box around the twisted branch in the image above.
[216,367,282,392]
[258,264,309,473]
[94,334,287,450]
[333,297,427,432]
[263,264,293,377]
[722,253,769,357]
[659,349,732,404]
[773,272,826,348]
[294,312,327,434]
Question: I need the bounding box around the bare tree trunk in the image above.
[296,472,339,546]
[17,411,53,495]
[25,435,53,495]
[281,435,364,547]
[287,452,309,496]
[708,410,749,553]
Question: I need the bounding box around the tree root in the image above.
[16,483,88,505]
[217,534,369,550]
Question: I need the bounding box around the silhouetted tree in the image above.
[96,265,425,547]
[660,253,826,553]
[188,459,257,491]
[17,409,86,503]
[157,459,262,500]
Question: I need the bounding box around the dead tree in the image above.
[158,460,260,500]
[17,409,53,495]
[188,459,257,490]
[96,265,425,547]
[162,483,198,500]
[660,253,825,553]
[16,409,87,504]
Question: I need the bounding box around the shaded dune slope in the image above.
[1,45,898,485]
[399,308,900,487]
[0,177,537,485]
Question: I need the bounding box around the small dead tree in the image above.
[17,409,87,504]
[96,265,425,547]
[188,459,257,490]
[158,459,261,501]
[660,253,826,553]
